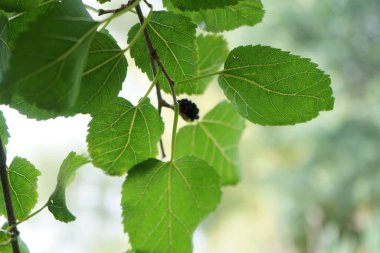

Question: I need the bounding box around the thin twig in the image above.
[98,0,140,16]
[0,139,20,253]
[135,4,177,158]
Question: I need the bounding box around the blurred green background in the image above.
[2,0,380,252]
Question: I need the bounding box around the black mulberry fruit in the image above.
[178,99,199,121]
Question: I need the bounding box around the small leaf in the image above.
[164,0,265,33]
[0,224,29,253]
[122,156,221,253]
[128,11,197,94]
[176,101,245,185]
[219,45,334,125]
[0,110,9,149]
[0,157,41,220]
[178,34,229,94]
[48,152,90,223]
[169,0,238,11]
[0,0,98,112]
[87,97,164,176]
[72,31,128,114]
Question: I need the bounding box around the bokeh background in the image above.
[1,0,380,252]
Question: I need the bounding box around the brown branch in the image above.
[0,139,20,253]
[135,4,178,158]
[98,0,138,16]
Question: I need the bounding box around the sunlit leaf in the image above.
[122,156,221,253]
[87,97,164,176]
[0,224,29,253]
[0,157,41,220]
[0,110,9,150]
[219,45,334,125]
[48,152,90,223]
[176,101,245,184]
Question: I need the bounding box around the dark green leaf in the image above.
[0,0,98,112]
[128,11,197,94]
[9,95,60,121]
[0,0,41,13]
[87,97,164,176]
[176,101,245,185]
[0,157,41,220]
[122,156,221,253]
[0,11,10,82]
[71,31,128,114]
[219,45,334,125]
[48,152,90,223]
[169,0,238,11]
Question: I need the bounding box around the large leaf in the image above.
[164,0,265,33]
[122,156,221,253]
[87,97,164,176]
[175,101,245,185]
[71,31,128,114]
[179,34,229,94]
[128,11,197,94]
[0,157,41,220]
[219,45,334,125]
[48,152,90,223]
[0,0,98,112]
[169,0,238,11]
[0,110,9,149]
[0,11,9,83]
[0,0,41,13]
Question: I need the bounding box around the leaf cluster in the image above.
[0,0,334,252]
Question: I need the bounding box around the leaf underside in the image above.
[48,152,90,223]
[219,45,334,126]
[128,11,197,95]
[122,156,221,253]
[87,97,164,176]
[169,0,238,11]
[0,157,41,220]
[176,101,245,185]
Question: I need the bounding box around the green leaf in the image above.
[8,95,60,121]
[179,34,229,94]
[175,101,245,185]
[0,0,41,13]
[128,11,197,94]
[0,224,29,253]
[122,156,221,253]
[0,0,98,112]
[0,11,10,83]
[0,157,41,220]
[164,0,265,33]
[87,97,164,176]
[96,0,110,3]
[71,31,128,115]
[48,152,90,223]
[219,45,334,126]
[0,111,9,149]
[169,0,238,11]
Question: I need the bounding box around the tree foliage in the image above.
[0,0,334,252]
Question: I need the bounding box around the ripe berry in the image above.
[178,99,199,122]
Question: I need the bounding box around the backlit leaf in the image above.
[122,156,221,253]
[169,0,238,11]
[128,11,197,94]
[48,152,90,223]
[219,45,334,125]
[0,157,41,220]
[176,101,245,185]
[87,97,164,176]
